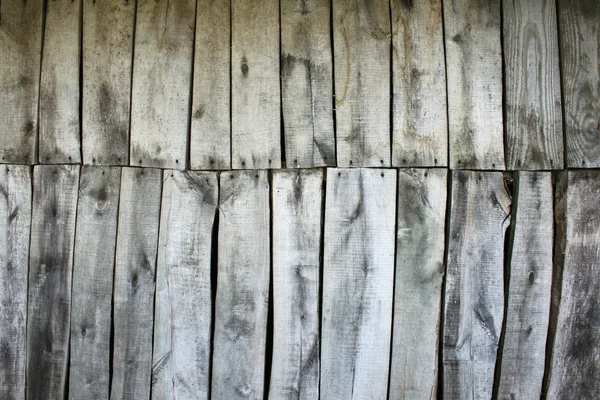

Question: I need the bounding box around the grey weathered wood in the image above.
[68,166,121,400]
[0,165,31,399]
[39,0,81,164]
[321,168,397,399]
[333,0,391,167]
[281,0,336,168]
[152,170,218,399]
[444,0,505,170]
[231,0,281,169]
[26,165,79,400]
[0,0,43,164]
[212,170,270,399]
[391,0,448,167]
[497,172,553,400]
[389,168,447,400]
[559,0,600,168]
[111,167,162,400]
[443,170,511,399]
[269,169,323,398]
[130,0,195,169]
[82,0,135,165]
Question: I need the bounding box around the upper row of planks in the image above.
[1,0,599,170]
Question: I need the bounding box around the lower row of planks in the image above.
[0,165,599,399]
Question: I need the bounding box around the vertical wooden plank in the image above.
[497,172,553,399]
[231,0,281,169]
[0,165,31,399]
[443,0,504,170]
[391,0,448,167]
[333,0,391,167]
[212,170,270,399]
[321,168,396,399]
[389,168,447,399]
[151,170,217,399]
[0,0,43,164]
[39,0,82,164]
[111,167,162,400]
[281,0,336,168]
[130,0,195,169]
[26,165,79,399]
[68,166,121,399]
[269,169,322,398]
[443,170,511,399]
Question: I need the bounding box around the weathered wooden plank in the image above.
[231,0,281,169]
[443,170,511,399]
[212,170,270,399]
[281,0,336,168]
[111,167,162,400]
[391,0,448,167]
[130,0,195,169]
[269,169,322,398]
[152,170,218,399]
[497,172,552,399]
[0,165,31,399]
[333,0,391,167]
[82,0,135,165]
[559,0,600,168]
[0,0,43,164]
[26,165,79,399]
[443,0,504,170]
[68,166,121,400]
[39,0,81,164]
[389,168,447,399]
[321,168,396,399]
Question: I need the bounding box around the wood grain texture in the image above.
[391,0,448,167]
[444,0,505,170]
[231,0,281,169]
[69,166,121,400]
[212,170,270,399]
[0,165,31,399]
[389,168,447,400]
[0,0,43,164]
[111,167,162,400]
[152,170,218,399]
[281,0,336,168]
[443,170,511,399]
[333,0,391,167]
[269,169,322,398]
[26,165,79,400]
[321,168,396,399]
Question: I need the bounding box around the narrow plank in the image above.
[152,170,218,399]
[0,165,31,399]
[212,170,270,399]
[130,0,195,169]
[69,166,121,399]
[26,165,80,399]
[389,168,447,399]
[0,0,43,164]
[444,0,505,170]
[82,0,135,165]
[39,0,82,164]
[269,169,323,398]
[231,0,281,169]
[111,167,162,400]
[443,170,511,399]
[333,0,391,167]
[281,0,336,168]
[391,0,448,167]
[321,168,397,399]
[559,0,600,168]
[497,172,553,399]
